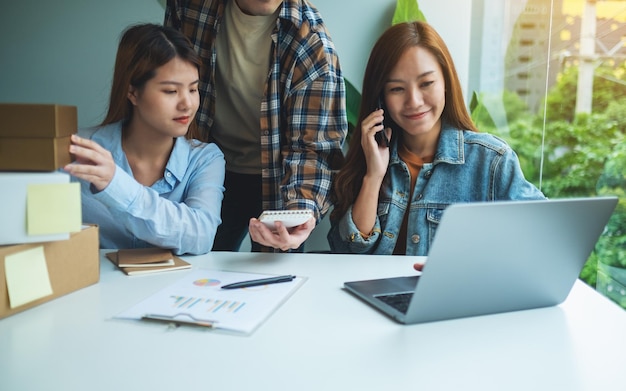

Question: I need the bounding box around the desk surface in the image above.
[2,251,626,391]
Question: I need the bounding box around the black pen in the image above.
[221,275,296,290]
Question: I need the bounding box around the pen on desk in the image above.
[221,275,296,289]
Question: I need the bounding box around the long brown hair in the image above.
[101,23,202,139]
[331,21,477,221]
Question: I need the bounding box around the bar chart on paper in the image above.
[169,295,247,314]
[116,269,306,334]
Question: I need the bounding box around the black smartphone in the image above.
[375,97,390,147]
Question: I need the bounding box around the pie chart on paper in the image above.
[193,278,221,287]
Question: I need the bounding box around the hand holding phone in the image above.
[375,97,390,147]
[374,129,389,148]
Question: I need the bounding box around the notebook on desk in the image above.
[344,197,618,325]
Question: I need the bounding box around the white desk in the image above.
[2,251,626,391]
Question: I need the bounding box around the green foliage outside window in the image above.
[475,64,626,307]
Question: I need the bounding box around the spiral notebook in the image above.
[258,209,314,228]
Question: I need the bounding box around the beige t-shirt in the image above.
[213,0,279,174]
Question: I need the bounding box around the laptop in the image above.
[344,197,618,324]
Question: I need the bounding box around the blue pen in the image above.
[221,275,296,289]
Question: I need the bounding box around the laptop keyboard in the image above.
[375,292,414,314]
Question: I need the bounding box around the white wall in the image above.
[0,0,472,252]
[0,0,471,127]
[319,0,472,95]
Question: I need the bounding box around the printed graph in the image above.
[193,278,221,287]
[169,295,246,314]
[116,269,305,334]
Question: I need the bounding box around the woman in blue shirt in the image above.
[64,24,225,255]
[328,21,544,259]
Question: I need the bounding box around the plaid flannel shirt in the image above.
[165,0,347,226]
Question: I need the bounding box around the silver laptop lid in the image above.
[403,197,618,323]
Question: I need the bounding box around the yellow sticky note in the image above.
[27,182,81,235]
[4,246,54,308]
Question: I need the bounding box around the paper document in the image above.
[116,269,306,334]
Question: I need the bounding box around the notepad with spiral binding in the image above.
[258,209,314,228]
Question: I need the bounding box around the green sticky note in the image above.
[4,246,54,308]
[27,182,81,235]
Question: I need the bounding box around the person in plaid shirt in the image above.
[165,0,347,252]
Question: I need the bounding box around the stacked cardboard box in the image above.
[0,103,76,171]
[0,103,99,319]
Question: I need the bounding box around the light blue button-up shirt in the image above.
[77,121,225,255]
[328,125,546,255]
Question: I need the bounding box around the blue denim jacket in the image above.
[328,125,546,255]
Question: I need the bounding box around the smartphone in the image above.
[375,97,390,147]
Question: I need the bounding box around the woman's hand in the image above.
[348,110,393,237]
[64,134,116,192]
[361,109,392,181]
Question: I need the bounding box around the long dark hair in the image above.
[331,21,477,221]
[101,23,202,139]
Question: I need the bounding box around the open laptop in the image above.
[344,197,618,324]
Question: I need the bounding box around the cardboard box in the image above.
[0,225,100,319]
[0,104,77,138]
[0,136,71,171]
[0,172,73,245]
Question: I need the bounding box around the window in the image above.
[471,0,626,309]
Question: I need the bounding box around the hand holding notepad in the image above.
[258,210,314,229]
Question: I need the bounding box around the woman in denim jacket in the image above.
[328,21,545,259]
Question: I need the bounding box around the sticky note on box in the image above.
[4,246,54,308]
[0,172,80,246]
[27,182,81,235]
